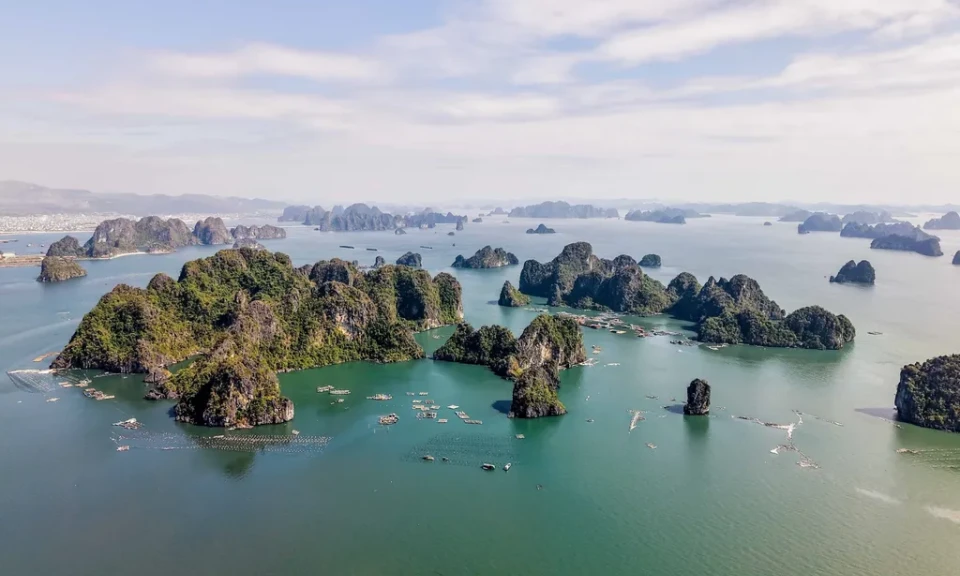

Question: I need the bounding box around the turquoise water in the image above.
[2,216,959,575]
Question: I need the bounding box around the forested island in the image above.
[840,221,917,239]
[498,281,530,307]
[870,230,942,257]
[830,260,875,285]
[895,355,960,432]
[434,315,585,418]
[508,201,618,219]
[46,217,286,259]
[518,242,855,350]
[798,213,842,234]
[283,203,467,231]
[451,246,519,269]
[37,256,87,282]
[625,208,705,224]
[52,248,464,427]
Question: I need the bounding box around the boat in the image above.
[515,434,525,439]
[116,446,130,452]
[422,455,435,462]
[419,246,433,250]
[481,463,495,470]
[447,405,459,410]
[456,411,469,419]
[329,389,351,395]
[464,419,483,425]
[437,419,448,423]
[316,385,334,393]
[379,413,399,425]
[339,245,355,249]
[406,392,415,396]
[646,443,657,450]
[366,394,393,401]
[418,392,428,396]
[45,397,59,402]
[503,463,512,472]
[366,248,378,251]
[336,398,345,403]
[112,418,142,430]
[424,412,438,419]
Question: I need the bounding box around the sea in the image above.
[1,216,959,576]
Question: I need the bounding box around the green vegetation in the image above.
[510,366,566,418]
[829,260,876,285]
[451,246,519,268]
[396,252,422,267]
[498,281,530,307]
[53,247,463,426]
[37,256,87,282]
[433,323,517,375]
[639,254,662,267]
[895,355,960,432]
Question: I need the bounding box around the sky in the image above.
[1,0,959,205]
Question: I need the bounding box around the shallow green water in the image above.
[2,217,959,575]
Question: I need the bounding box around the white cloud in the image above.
[149,43,383,82]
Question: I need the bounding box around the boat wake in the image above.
[855,488,901,505]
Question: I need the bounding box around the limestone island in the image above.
[870,228,942,257]
[508,201,618,219]
[296,204,466,231]
[829,260,875,285]
[46,217,286,260]
[396,252,422,267]
[923,211,960,231]
[433,315,585,418]
[639,254,661,268]
[684,379,710,415]
[840,221,917,239]
[798,213,842,234]
[233,238,265,250]
[52,248,464,427]
[526,224,556,235]
[953,251,960,265]
[779,209,812,222]
[498,281,530,307]
[456,219,464,231]
[518,242,855,349]
[842,211,896,226]
[624,208,704,224]
[895,354,960,432]
[452,246,519,269]
[37,256,87,282]
[472,217,483,223]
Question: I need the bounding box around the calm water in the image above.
[2,217,959,575]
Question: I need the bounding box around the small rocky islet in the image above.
[498,281,530,307]
[36,256,87,282]
[895,354,960,433]
[526,224,556,235]
[684,379,710,415]
[451,246,519,269]
[830,260,875,285]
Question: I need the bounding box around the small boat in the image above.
[291,430,300,436]
[366,394,393,401]
[503,463,512,472]
[366,248,378,251]
[419,246,433,250]
[422,455,435,462]
[424,412,438,419]
[406,392,415,396]
[437,419,448,423]
[379,413,399,425]
[464,419,483,425]
[515,434,525,439]
[329,389,351,395]
[339,245,355,249]
[646,443,657,450]
[456,411,470,419]
[447,405,459,410]
[418,392,428,396]
[481,463,495,471]
[116,445,130,452]
[46,397,59,402]
[317,385,334,393]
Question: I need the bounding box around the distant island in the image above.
[526,224,556,234]
[396,252,422,267]
[779,210,812,222]
[829,260,875,285]
[639,254,661,268]
[954,251,960,265]
[508,201,618,219]
[433,315,585,418]
[625,208,705,224]
[37,256,86,282]
[895,355,960,432]
[798,213,842,234]
[519,242,855,349]
[870,228,942,257]
[451,246,518,269]
[923,211,960,230]
[46,217,286,260]
[52,249,464,427]
[281,203,467,232]
[841,211,896,226]
[840,221,917,239]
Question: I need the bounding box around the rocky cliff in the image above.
[953,251,960,265]
[231,224,286,240]
[870,231,942,257]
[841,211,896,226]
[278,205,311,222]
[683,379,710,415]
[452,246,519,268]
[305,203,400,231]
[639,254,662,268]
[456,219,464,231]
[85,216,197,257]
[52,248,464,425]
[45,235,85,258]
[37,256,87,282]
[509,366,567,418]
[779,209,812,222]
[830,260,875,285]
[798,213,842,234]
[498,281,530,307]
[193,217,232,245]
[895,355,960,432]
[923,211,960,230]
[396,252,422,267]
[625,208,702,224]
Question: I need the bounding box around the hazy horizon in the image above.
[1,1,959,204]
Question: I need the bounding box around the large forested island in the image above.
[283,203,467,231]
[895,355,960,432]
[52,248,464,427]
[434,315,585,418]
[46,217,286,259]
[508,201,618,219]
[37,256,87,282]
[518,242,855,350]
[451,246,519,269]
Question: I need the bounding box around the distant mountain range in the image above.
[0,181,285,216]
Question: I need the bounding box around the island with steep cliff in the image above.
[396,252,422,267]
[509,202,618,219]
[296,204,466,231]
[518,242,855,350]
[840,221,917,239]
[639,254,661,268]
[52,248,464,427]
[923,211,960,231]
[526,224,556,235]
[684,379,710,415]
[37,256,87,282]
[829,260,875,285]
[870,229,942,257]
[954,251,960,265]
[434,314,585,418]
[895,355,960,432]
[498,281,530,307]
[798,213,842,234]
[452,246,519,269]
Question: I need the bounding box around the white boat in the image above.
[503,463,512,472]
[447,405,459,410]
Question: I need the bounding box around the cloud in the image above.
[149,43,383,82]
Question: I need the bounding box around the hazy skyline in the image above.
[1,0,959,205]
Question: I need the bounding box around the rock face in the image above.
[895,355,960,432]
[683,379,710,415]
[625,208,703,224]
[232,238,265,250]
[434,314,584,418]
[498,281,530,307]
[841,221,917,239]
[305,203,400,231]
[779,209,812,222]
[870,230,942,257]
[798,213,842,234]
[923,211,960,230]
[953,251,960,265]
[526,224,556,234]
[52,249,464,425]
[37,256,87,282]
[830,260,875,285]
[85,216,197,257]
[278,205,311,222]
[230,224,286,241]
[519,242,672,315]
[396,252,422,267]
[373,255,386,268]
[46,235,85,257]
[451,246,519,269]
[508,201,618,219]
[639,254,662,268]
[193,217,232,245]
